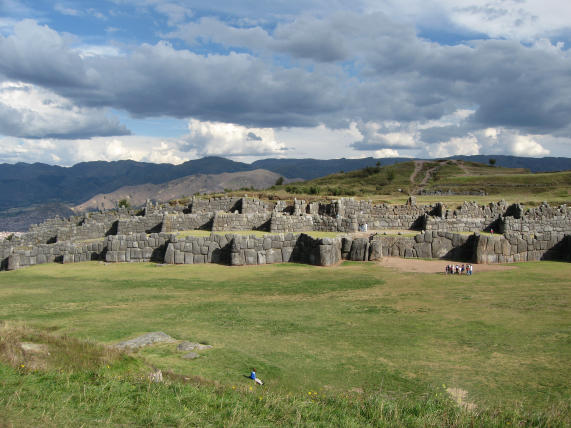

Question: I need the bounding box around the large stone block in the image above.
[266,248,283,264]
[282,246,293,262]
[257,251,266,264]
[164,243,175,264]
[431,237,453,258]
[369,240,383,261]
[230,251,244,266]
[7,254,20,271]
[319,244,341,266]
[244,249,257,265]
[174,250,185,264]
[413,242,431,259]
[348,238,368,261]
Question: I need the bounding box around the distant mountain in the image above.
[252,157,413,180]
[0,157,252,211]
[74,169,288,212]
[448,155,571,172]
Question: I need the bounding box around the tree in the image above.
[118,199,130,209]
[376,161,381,167]
[275,176,284,186]
[489,158,496,166]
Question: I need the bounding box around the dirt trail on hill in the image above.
[377,257,516,273]
[410,161,424,184]
[420,165,439,186]
[450,159,470,175]
[409,160,439,190]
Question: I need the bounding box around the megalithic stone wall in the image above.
[474,232,571,263]
[5,239,106,270]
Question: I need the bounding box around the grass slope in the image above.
[1,261,569,425]
[259,160,570,206]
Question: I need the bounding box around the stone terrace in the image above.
[1,197,569,271]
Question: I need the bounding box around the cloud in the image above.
[54,4,81,16]
[374,149,400,157]
[0,135,188,166]
[182,118,287,156]
[0,13,570,161]
[0,81,130,139]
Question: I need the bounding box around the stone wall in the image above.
[373,231,476,260]
[501,204,570,234]
[2,197,570,271]
[163,233,342,267]
[161,213,213,233]
[189,197,242,214]
[6,239,106,270]
[475,232,570,263]
[105,233,172,263]
[212,213,272,231]
[270,213,314,233]
[117,213,164,235]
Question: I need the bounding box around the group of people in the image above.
[445,264,473,275]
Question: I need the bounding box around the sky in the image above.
[0,0,570,166]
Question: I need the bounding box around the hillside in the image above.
[74,169,288,211]
[276,160,571,203]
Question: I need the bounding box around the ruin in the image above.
[1,196,569,271]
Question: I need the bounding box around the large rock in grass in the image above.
[114,332,176,350]
[177,341,213,351]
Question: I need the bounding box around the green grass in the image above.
[1,261,570,425]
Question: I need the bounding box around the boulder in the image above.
[182,352,200,360]
[114,332,176,350]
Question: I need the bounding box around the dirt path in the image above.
[450,159,470,175]
[410,161,424,184]
[377,257,516,273]
[420,165,439,186]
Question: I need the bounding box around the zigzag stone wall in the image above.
[1,196,570,271]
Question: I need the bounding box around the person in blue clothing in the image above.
[250,368,264,385]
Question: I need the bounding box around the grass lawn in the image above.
[1,260,569,425]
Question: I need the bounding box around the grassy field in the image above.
[1,260,570,425]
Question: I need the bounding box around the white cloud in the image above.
[0,135,192,166]
[509,135,550,157]
[428,135,481,158]
[0,81,129,138]
[54,4,81,16]
[374,148,400,157]
[184,118,287,156]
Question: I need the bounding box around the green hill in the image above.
[271,160,570,204]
